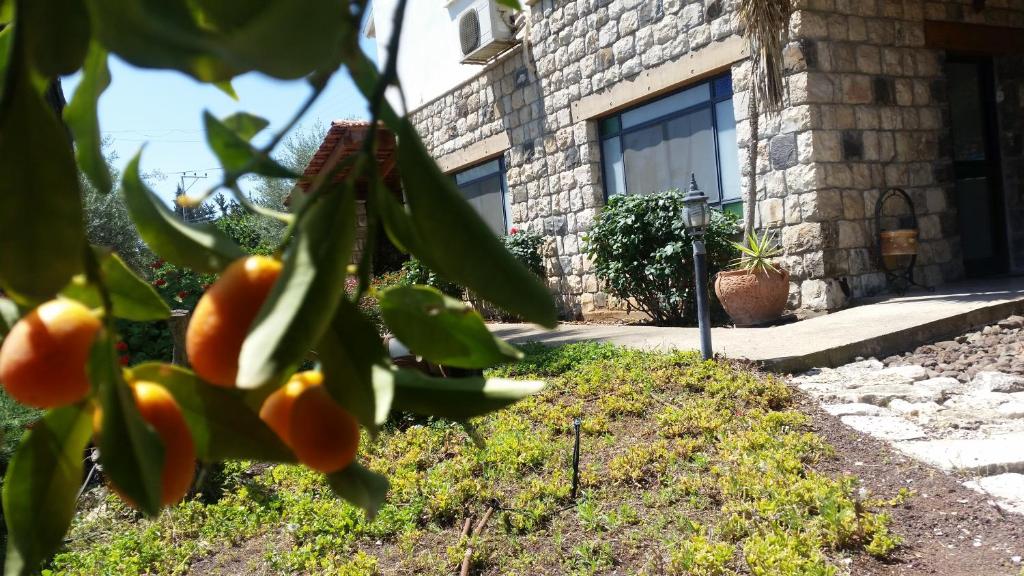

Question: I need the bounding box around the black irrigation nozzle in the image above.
[571,417,581,501]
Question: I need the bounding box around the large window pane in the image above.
[455,159,501,185]
[458,173,506,235]
[621,107,716,198]
[602,138,625,196]
[666,107,719,202]
[715,99,740,202]
[623,123,672,195]
[621,83,711,129]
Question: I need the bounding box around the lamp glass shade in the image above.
[681,194,711,234]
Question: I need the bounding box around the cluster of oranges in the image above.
[0,256,361,509]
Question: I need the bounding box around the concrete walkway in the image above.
[492,277,1024,373]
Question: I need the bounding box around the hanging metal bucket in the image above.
[880,229,918,256]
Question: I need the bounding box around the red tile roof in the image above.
[297,120,399,199]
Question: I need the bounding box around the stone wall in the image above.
[409,0,1024,318]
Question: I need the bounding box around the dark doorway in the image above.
[946,56,1009,276]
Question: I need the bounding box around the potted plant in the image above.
[714,229,789,326]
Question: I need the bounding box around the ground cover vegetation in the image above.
[52,344,903,575]
[0,1,553,574]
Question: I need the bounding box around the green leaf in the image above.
[496,0,522,8]
[86,0,352,82]
[121,151,245,273]
[0,25,12,97]
[326,462,389,521]
[0,30,85,304]
[394,120,557,327]
[373,179,414,253]
[379,285,522,369]
[0,296,18,337]
[65,43,112,194]
[20,0,90,76]
[203,111,293,177]
[316,298,392,434]
[2,404,91,576]
[376,365,545,420]
[62,249,170,321]
[214,79,237,100]
[131,362,294,462]
[91,330,165,516]
[236,184,357,389]
[220,111,269,141]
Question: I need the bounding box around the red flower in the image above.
[154,278,167,287]
[115,341,128,352]
[510,227,519,234]
[177,291,188,299]
[118,355,130,366]
[150,259,165,269]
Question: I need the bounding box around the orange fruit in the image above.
[260,371,359,473]
[0,299,101,408]
[95,381,197,508]
[186,256,282,387]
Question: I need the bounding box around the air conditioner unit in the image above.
[458,0,517,65]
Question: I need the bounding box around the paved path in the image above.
[493,277,1024,373]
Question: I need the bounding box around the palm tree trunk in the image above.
[743,87,758,240]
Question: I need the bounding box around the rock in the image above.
[841,415,927,441]
[823,403,890,417]
[837,358,883,373]
[888,399,943,416]
[972,371,1024,393]
[852,383,944,406]
[999,316,1024,330]
[878,365,929,382]
[996,402,1024,419]
[895,434,1024,475]
[966,473,1024,515]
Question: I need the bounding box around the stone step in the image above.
[963,473,1024,515]
[894,434,1024,476]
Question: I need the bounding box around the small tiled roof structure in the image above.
[295,120,402,265]
[297,120,400,199]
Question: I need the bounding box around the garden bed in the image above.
[47,344,1024,575]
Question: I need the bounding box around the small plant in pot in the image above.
[714,230,789,326]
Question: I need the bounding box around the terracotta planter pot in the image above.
[714,268,790,327]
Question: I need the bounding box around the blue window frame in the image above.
[453,157,511,235]
[599,73,741,212]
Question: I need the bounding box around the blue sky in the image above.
[63,36,378,204]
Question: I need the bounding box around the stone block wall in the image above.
[409,0,1024,318]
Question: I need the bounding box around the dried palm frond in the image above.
[738,0,792,116]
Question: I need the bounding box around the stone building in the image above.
[362,0,1024,318]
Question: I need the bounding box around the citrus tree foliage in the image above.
[0,0,550,573]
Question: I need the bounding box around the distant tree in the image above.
[248,122,325,210]
[81,143,152,272]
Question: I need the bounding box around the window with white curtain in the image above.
[599,73,742,215]
[453,158,510,235]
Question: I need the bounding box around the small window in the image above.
[598,73,742,210]
[453,158,510,235]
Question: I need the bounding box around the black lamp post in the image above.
[681,174,713,361]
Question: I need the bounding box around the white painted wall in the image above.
[368,0,502,113]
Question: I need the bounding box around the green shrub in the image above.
[400,258,463,299]
[504,228,544,277]
[583,190,739,325]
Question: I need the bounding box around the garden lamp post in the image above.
[681,174,713,361]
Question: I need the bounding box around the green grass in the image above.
[0,389,41,467]
[48,343,902,575]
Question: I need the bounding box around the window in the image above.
[599,73,742,211]
[453,158,510,235]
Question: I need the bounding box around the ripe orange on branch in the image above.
[0,299,101,408]
[95,381,197,508]
[260,371,360,473]
[186,256,282,387]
